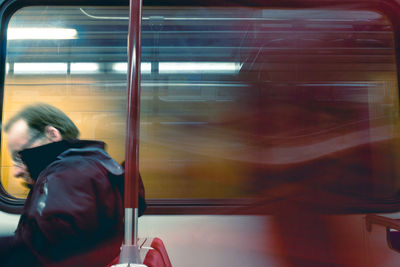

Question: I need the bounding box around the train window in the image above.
[1,6,130,198]
[0,5,399,213]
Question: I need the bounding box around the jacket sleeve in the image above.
[25,158,123,262]
[2,236,41,267]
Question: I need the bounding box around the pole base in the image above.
[110,244,147,267]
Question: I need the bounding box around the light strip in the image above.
[71,63,99,74]
[8,28,77,40]
[10,62,243,75]
[14,63,68,74]
[159,62,242,74]
[112,62,151,74]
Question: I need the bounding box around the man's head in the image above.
[4,103,79,184]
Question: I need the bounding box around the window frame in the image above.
[0,0,399,214]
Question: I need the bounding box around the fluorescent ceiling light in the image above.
[112,62,151,74]
[159,62,242,74]
[14,63,68,74]
[71,63,99,74]
[8,28,77,40]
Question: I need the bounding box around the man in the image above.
[1,103,142,266]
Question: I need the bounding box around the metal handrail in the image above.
[366,214,400,232]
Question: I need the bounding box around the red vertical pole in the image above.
[112,0,144,265]
[124,0,142,247]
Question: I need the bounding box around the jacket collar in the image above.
[19,140,70,181]
[19,140,106,181]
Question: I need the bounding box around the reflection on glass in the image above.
[8,27,77,40]
[1,6,399,212]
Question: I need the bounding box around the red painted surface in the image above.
[125,0,143,209]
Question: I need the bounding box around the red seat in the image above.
[148,238,172,267]
[143,248,166,267]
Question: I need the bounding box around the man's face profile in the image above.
[5,119,47,184]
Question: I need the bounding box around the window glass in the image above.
[1,6,399,206]
[1,6,129,198]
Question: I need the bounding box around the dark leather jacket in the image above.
[8,140,127,266]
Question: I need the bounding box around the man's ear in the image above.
[45,126,62,142]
